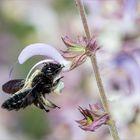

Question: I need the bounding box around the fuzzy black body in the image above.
[31,73,53,94]
[2,89,32,110]
[1,62,63,111]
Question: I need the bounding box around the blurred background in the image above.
[0,0,140,140]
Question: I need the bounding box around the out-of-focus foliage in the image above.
[19,108,50,140]
[51,0,74,13]
[8,21,34,39]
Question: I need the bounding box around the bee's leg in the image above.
[34,100,50,112]
[38,96,60,111]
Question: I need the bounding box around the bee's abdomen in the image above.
[2,89,32,111]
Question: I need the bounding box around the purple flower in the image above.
[76,104,110,132]
[62,36,99,70]
[18,43,72,71]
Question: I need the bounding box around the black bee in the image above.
[1,62,64,112]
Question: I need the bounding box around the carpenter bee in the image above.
[1,62,64,112]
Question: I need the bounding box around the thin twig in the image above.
[75,0,120,140]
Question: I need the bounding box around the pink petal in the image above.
[18,43,71,69]
[89,114,110,131]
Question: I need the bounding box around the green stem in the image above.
[75,0,120,140]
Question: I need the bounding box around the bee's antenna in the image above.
[9,60,18,79]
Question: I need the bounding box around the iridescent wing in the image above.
[2,79,25,94]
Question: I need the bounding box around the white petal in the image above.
[18,43,71,69]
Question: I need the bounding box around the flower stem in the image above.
[75,0,120,140]
[75,0,90,39]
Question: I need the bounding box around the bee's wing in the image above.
[2,79,25,94]
[2,78,41,111]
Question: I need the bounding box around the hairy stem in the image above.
[75,0,120,140]
[75,0,90,39]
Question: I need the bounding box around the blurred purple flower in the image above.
[112,47,140,97]
[76,104,109,132]
[123,0,137,20]
[62,36,99,70]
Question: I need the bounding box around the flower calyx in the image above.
[76,104,110,132]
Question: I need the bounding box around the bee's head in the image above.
[41,62,63,78]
